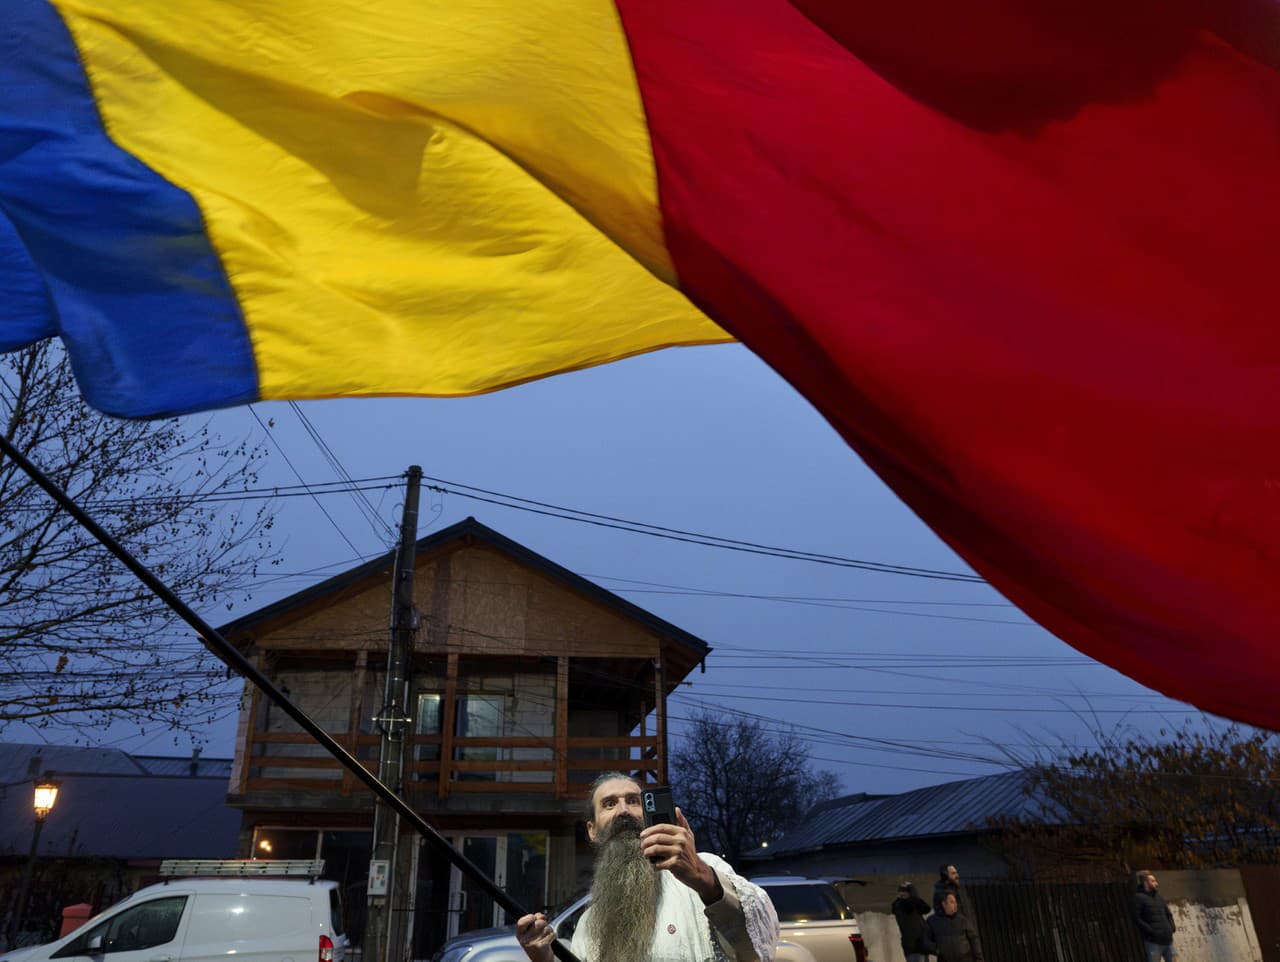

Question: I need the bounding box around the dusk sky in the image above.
[18,341,1217,795]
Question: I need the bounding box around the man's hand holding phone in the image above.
[639,797,723,905]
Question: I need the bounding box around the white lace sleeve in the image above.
[698,853,780,962]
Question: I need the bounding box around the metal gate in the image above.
[966,881,1145,962]
[1240,866,1280,962]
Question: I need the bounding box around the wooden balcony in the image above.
[236,729,661,800]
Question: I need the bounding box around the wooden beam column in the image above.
[439,652,459,798]
[231,647,266,796]
[555,656,569,798]
[654,656,668,785]
[343,650,369,797]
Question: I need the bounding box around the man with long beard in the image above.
[516,773,779,962]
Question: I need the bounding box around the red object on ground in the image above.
[60,904,92,937]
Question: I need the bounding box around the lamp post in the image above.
[7,778,59,948]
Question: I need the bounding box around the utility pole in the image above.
[366,465,422,962]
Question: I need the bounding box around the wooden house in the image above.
[220,517,709,956]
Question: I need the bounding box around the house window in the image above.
[415,691,511,780]
[456,692,508,782]
[251,827,321,860]
[414,686,550,782]
[416,692,444,764]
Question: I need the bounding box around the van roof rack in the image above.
[159,859,326,881]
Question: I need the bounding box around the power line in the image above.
[585,574,1016,607]
[232,566,1019,629]
[663,697,1011,773]
[669,702,1280,783]
[367,667,1014,775]
[363,629,1008,771]
[246,551,391,588]
[419,475,985,583]
[685,681,1170,701]
[685,689,1188,714]
[208,629,1095,669]
[710,649,1090,665]
[288,402,396,543]
[603,587,1031,626]
[249,407,364,557]
[64,478,401,510]
[34,464,986,584]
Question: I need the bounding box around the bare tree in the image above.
[669,708,840,865]
[988,720,1280,873]
[0,342,275,738]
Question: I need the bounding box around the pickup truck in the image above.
[431,876,868,962]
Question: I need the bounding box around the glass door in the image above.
[501,831,548,924]
[454,836,500,935]
[425,831,548,943]
[412,837,453,956]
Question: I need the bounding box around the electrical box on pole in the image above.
[366,465,422,962]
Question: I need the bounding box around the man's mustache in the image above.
[603,812,643,840]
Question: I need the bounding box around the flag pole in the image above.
[0,433,581,962]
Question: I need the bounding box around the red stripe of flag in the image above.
[617,0,1280,726]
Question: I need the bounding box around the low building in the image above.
[0,743,238,945]
[744,770,1045,880]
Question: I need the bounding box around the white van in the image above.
[0,863,348,962]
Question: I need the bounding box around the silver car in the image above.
[430,878,867,962]
[431,894,589,962]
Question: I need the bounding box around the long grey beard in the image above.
[588,816,660,962]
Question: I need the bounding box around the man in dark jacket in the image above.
[1132,870,1177,961]
[933,864,965,916]
[891,882,932,962]
[926,892,983,962]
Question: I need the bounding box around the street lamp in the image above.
[33,780,59,820]
[6,777,60,948]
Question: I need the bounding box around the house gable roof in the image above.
[217,516,711,661]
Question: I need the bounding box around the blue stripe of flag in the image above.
[0,0,259,417]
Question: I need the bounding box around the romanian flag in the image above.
[4,0,1280,728]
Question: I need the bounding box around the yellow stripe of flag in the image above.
[54,0,727,399]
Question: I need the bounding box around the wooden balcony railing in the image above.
[238,729,661,799]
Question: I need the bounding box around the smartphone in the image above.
[641,785,676,829]
[641,785,677,864]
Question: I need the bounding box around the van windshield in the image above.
[52,896,189,958]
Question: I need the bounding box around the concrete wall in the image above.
[1160,870,1263,962]
[833,877,915,962]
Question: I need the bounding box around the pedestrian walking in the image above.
[891,881,932,962]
